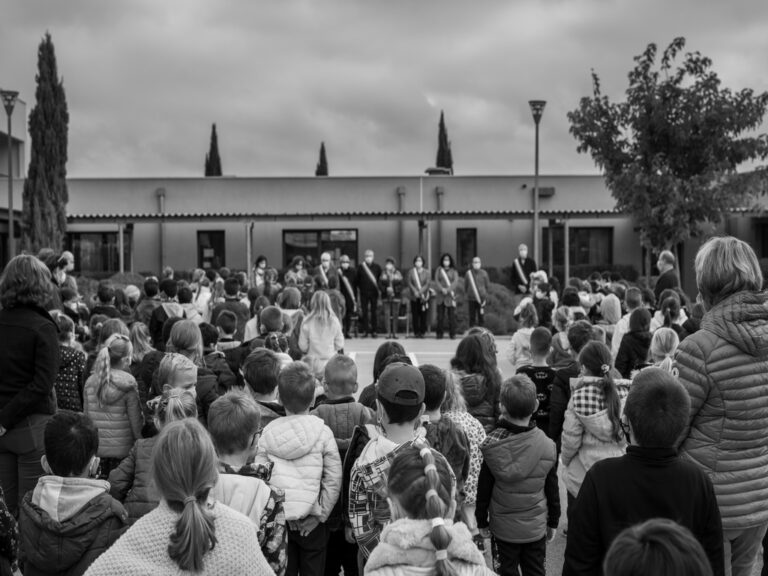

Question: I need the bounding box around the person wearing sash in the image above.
[408,255,431,338]
[356,250,382,338]
[465,256,490,328]
[513,243,537,301]
[252,255,268,290]
[314,251,338,291]
[378,257,404,339]
[434,253,460,340]
[338,255,357,339]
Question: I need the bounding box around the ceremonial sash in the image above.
[439,267,456,308]
[514,258,529,288]
[468,270,485,315]
[319,266,329,288]
[341,274,357,312]
[362,262,381,296]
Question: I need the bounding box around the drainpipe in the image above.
[396,186,406,267]
[156,188,166,272]
[435,186,444,259]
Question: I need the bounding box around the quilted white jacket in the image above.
[257,414,341,522]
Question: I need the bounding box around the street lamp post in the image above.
[1,90,19,260]
[528,100,546,267]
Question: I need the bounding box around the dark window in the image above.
[66,230,132,275]
[283,229,358,268]
[198,231,225,269]
[542,226,613,268]
[456,228,477,270]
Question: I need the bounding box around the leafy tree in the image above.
[568,37,768,276]
[204,123,222,176]
[436,110,454,174]
[22,32,69,253]
[315,141,328,176]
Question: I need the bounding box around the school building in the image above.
[1,169,765,298]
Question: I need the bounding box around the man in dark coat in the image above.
[355,250,381,338]
[653,250,680,303]
[512,243,537,296]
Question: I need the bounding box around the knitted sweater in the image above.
[83,500,274,576]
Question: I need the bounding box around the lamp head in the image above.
[529,100,546,124]
[0,90,18,116]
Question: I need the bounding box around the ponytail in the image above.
[93,346,112,407]
[168,495,217,572]
[419,443,458,576]
[156,385,198,426]
[579,341,623,442]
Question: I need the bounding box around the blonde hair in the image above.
[92,334,133,406]
[695,236,763,309]
[441,371,468,413]
[167,320,204,365]
[553,306,573,333]
[158,353,198,390]
[650,327,680,373]
[304,290,337,326]
[151,418,218,571]
[155,385,198,427]
[129,322,154,363]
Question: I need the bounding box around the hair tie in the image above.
[419,447,432,459]
[424,464,437,475]
[183,496,197,505]
[426,489,440,501]
[601,364,610,375]
[435,549,448,561]
[431,517,445,529]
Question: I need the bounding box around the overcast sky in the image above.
[2,0,767,178]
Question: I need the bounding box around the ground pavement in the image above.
[343,334,766,575]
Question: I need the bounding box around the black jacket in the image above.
[548,361,579,453]
[614,331,651,379]
[563,446,724,576]
[653,269,680,302]
[0,305,59,430]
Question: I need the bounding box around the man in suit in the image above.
[513,243,537,299]
[356,250,382,338]
[654,250,680,303]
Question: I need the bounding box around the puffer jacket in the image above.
[455,371,500,433]
[560,376,630,496]
[256,414,341,522]
[480,423,556,542]
[20,476,128,576]
[675,290,768,530]
[366,519,494,576]
[83,370,143,459]
[108,437,158,523]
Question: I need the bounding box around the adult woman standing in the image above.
[0,255,60,515]
[434,253,460,340]
[675,236,768,576]
[408,255,431,338]
[299,290,344,379]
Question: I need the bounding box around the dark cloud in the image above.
[1,0,767,177]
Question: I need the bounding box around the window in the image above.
[456,228,477,270]
[542,226,613,268]
[198,231,225,269]
[66,230,132,275]
[283,229,358,268]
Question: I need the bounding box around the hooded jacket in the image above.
[148,302,185,352]
[256,414,341,522]
[20,476,128,576]
[365,519,494,576]
[476,420,558,543]
[83,370,143,459]
[455,371,500,433]
[560,377,630,496]
[614,331,651,379]
[675,291,768,530]
[107,437,158,523]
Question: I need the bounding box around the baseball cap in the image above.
[377,363,425,406]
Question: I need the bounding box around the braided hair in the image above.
[387,440,458,576]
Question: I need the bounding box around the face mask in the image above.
[473,262,481,270]
[443,260,450,268]
[365,257,373,264]
[520,250,528,259]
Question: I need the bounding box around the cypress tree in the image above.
[435,110,454,174]
[315,141,328,176]
[204,123,222,176]
[22,32,69,253]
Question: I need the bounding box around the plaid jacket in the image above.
[218,462,287,576]
[348,435,422,559]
